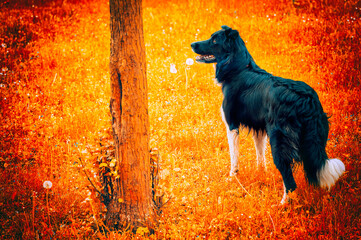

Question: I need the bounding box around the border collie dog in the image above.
[191,26,345,204]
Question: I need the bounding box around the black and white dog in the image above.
[191,26,345,204]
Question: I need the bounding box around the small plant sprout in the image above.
[170,63,177,74]
[185,58,194,97]
[43,180,52,228]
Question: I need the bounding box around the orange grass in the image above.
[0,0,360,238]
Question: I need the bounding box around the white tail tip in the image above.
[318,158,345,190]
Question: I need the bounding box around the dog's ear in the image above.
[227,29,240,40]
[221,25,232,31]
[221,25,240,40]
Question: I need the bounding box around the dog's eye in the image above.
[213,39,217,44]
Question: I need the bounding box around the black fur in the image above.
[191,26,331,194]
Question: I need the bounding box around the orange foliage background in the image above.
[0,0,360,238]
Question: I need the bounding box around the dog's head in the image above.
[191,26,261,83]
[191,25,242,64]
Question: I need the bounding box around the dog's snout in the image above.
[191,42,198,50]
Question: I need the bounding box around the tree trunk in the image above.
[107,0,153,230]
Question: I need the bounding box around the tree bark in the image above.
[107,0,153,230]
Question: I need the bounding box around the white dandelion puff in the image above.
[170,64,177,73]
[186,58,194,65]
[43,180,52,189]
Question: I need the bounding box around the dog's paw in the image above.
[280,195,290,205]
[229,169,239,177]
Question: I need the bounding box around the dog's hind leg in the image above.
[276,161,296,204]
[268,128,297,204]
[253,131,267,170]
[280,183,289,205]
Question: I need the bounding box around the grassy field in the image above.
[0,0,360,238]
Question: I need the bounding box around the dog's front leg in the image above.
[227,128,240,176]
[221,106,240,176]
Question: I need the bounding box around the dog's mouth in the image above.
[195,54,217,63]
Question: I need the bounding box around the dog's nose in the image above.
[191,42,198,50]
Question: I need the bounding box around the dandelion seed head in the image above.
[170,64,177,73]
[186,58,194,65]
[43,180,52,189]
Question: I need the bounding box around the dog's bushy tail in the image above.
[302,134,345,189]
[317,158,345,190]
[300,99,345,189]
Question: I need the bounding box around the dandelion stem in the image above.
[268,211,276,236]
[185,68,188,97]
[234,175,252,198]
[32,191,35,236]
[46,189,51,229]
